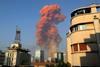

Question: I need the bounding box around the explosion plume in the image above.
[36,4,66,58]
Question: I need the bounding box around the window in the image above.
[70,24,87,32]
[71,8,91,17]
[77,9,84,14]
[83,10,85,13]
[75,12,77,16]
[70,25,78,32]
[12,58,13,61]
[75,26,78,31]
[71,44,78,53]
[78,24,87,30]
[97,7,100,12]
[79,43,87,51]
[85,8,91,13]
[71,43,88,53]
[73,44,78,51]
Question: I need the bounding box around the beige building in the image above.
[66,4,100,67]
[4,27,31,66]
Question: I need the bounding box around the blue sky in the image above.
[0,0,100,53]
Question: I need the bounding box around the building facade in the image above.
[4,45,31,66]
[34,49,44,62]
[4,27,31,66]
[67,4,100,67]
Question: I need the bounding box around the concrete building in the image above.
[53,52,64,63]
[4,27,31,66]
[66,4,100,67]
[34,49,44,62]
[0,50,5,65]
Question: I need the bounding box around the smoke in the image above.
[36,4,66,48]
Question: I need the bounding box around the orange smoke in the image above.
[40,4,60,16]
[36,4,66,47]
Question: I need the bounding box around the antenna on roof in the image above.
[14,25,21,44]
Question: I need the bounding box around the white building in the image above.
[4,27,31,66]
[34,49,44,62]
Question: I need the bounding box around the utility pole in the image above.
[93,15,100,56]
